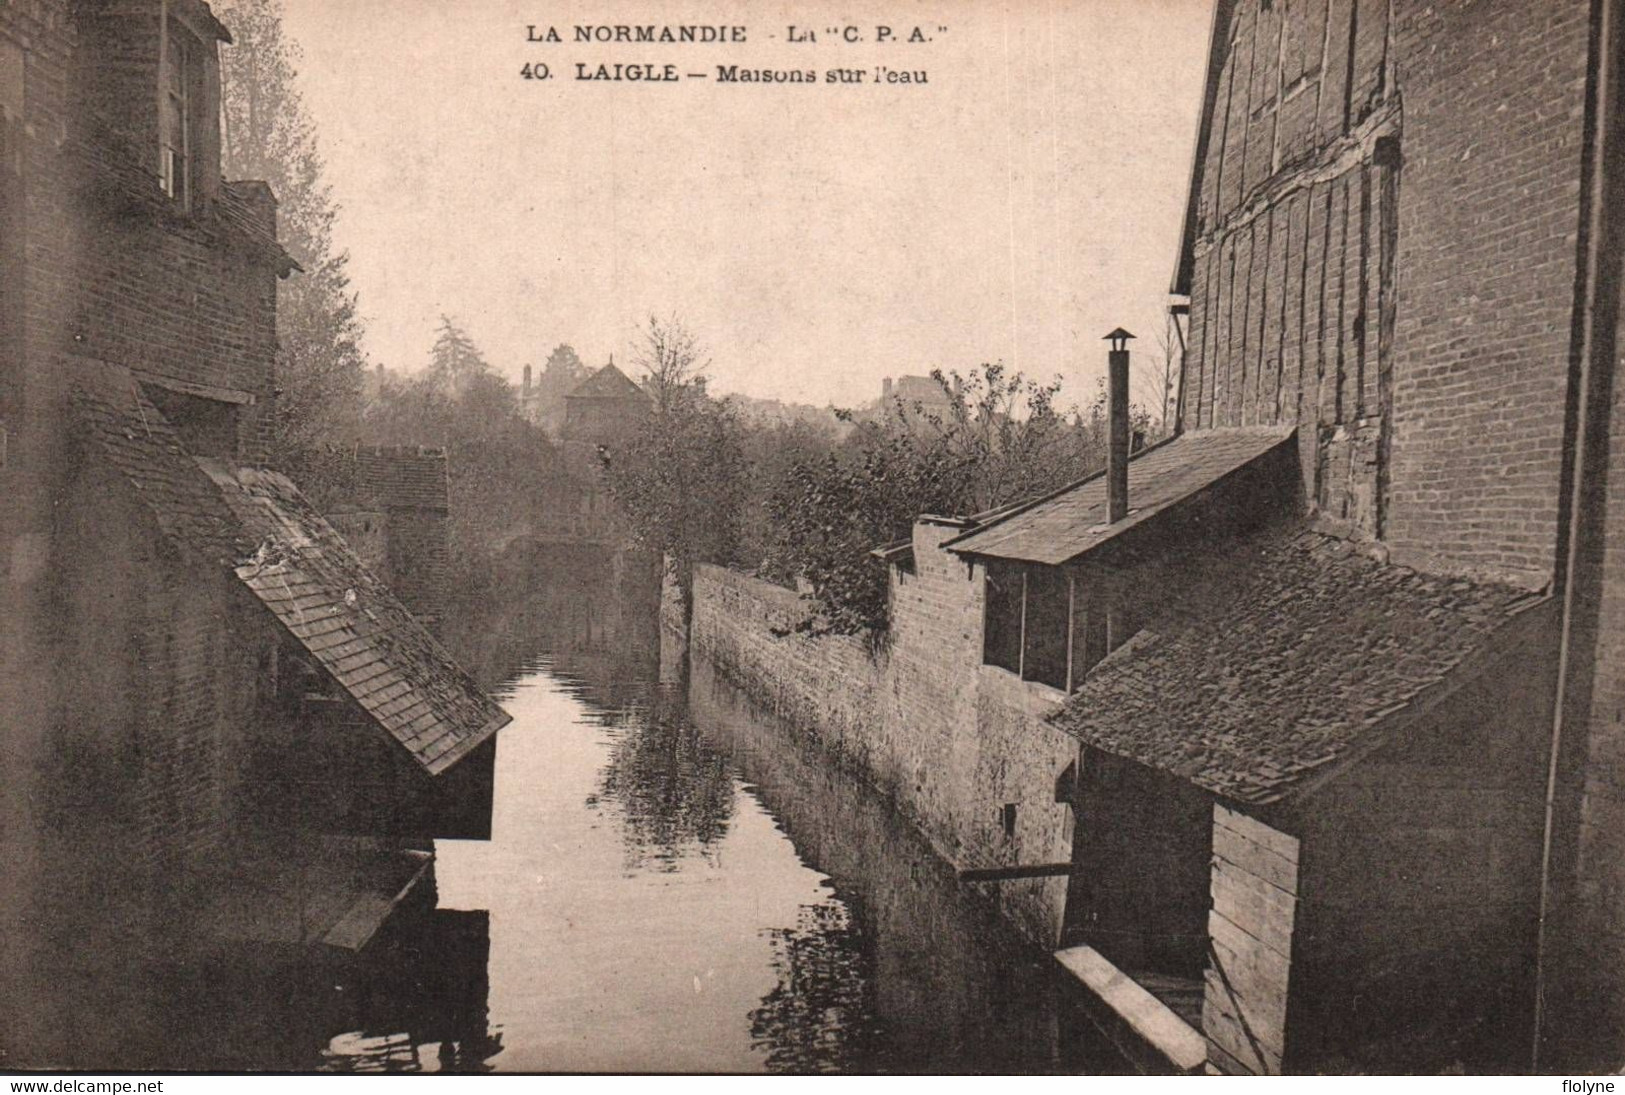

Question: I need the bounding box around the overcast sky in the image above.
[274,0,1212,411]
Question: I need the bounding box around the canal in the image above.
[105,551,1124,1073]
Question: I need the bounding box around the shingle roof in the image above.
[944,426,1296,565]
[1047,523,1551,805]
[567,362,650,401]
[74,381,508,776]
[353,447,450,512]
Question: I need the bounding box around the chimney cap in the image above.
[1103,327,1137,341]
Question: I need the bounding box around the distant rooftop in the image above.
[567,360,651,402]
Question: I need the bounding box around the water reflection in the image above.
[592,684,737,872]
[425,544,1122,1073]
[750,901,883,1073]
[38,545,1121,1073]
[319,908,501,1073]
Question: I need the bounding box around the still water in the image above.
[318,554,1120,1074]
[108,553,1120,1073]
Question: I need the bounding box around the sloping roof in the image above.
[74,382,509,776]
[568,362,650,402]
[1048,523,1551,805]
[1171,0,1241,296]
[944,426,1295,565]
[72,381,254,564]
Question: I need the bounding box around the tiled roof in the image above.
[568,362,650,401]
[353,447,450,512]
[1047,523,1551,805]
[72,380,254,565]
[944,426,1295,565]
[75,382,508,776]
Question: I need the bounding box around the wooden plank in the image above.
[1204,967,1286,1051]
[1213,827,1300,896]
[1204,1035,1256,1077]
[132,368,257,405]
[1207,941,1290,1032]
[323,850,433,952]
[957,862,1073,883]
[1203,989,1283,1075]
[1055,946,1208,1072]
[1215,805,1301,860]
[1211,859,1296,961]
[1208,909,1291,997]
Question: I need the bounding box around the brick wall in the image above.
[1384,0,1591,583]
[1183,0,1591,585]
[1,0,80,1063]
[2,1,289,1058]
[303,446,453,620]
[685,517,1079,946]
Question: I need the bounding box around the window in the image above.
[1000,803,1018,840]
[981,562,1139,692]
[983,563,1023,674]
[142,385,238,460]
[159,21,200,206]
[1021,566,1070,690]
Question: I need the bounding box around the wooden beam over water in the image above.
[956,862,1073,883]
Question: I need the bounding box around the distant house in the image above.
[563,358,652,447]
[0,0,509,1064]
[864,374,958,428]
[520,344,589,437]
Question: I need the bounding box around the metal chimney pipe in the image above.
[1105,328,1135,522]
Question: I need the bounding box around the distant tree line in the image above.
[603,317,1153,636]
[217,0,1152,624]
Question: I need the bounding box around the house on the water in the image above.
[924,0,1625,1073]
[0,0,509,1067]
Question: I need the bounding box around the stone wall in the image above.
[683,517,1079,946]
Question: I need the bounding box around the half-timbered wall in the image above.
[1182,0,1592,584]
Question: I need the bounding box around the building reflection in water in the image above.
[118,542,1124,1074]
[749,901,883,1073]
[318,907,502,1073]
[683,657,1122,1074]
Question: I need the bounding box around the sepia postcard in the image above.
[3,0,1624,1079]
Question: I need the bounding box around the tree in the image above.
[762,365,1149,635]
[603,317,746,598]
[361,318,558,577]
[217,0,368,459]
[525,343,589,436]
[635,312,710,410]
[427,315,489,396]
[544,343,587,382]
